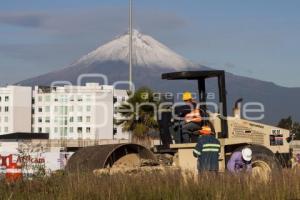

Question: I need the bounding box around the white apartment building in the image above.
[0,86,32,134]
[32,83,128,140]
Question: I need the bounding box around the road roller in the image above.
[67,70,291,176]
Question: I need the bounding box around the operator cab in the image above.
[157,70,229,150]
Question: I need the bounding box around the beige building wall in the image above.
[0,86,32,134]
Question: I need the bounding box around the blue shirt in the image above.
[193,135,221,171]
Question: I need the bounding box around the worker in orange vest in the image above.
[181,91,202,142]
[193,126,221,173]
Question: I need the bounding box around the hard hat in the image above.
[182,91,193,101]
[199,126,212,135]
[241,147,252,161]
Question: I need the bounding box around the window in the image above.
[38,128,42,133]
[38,96,42,102]
[86,95,91,102]
[86,127,91,133]
[86,106,91,112]
[54,127,58,133]
[270,134,284,146]
[69,106,74,112]
[38,107,43,112]
[64,106,68,115]
[38,117,42,123]
[78,96,83,102]
[59,106,64,115]
[4,117,8,123]
[32,108,35,114]
[4,107,9,112]
[62,96,68,103]
[45,95,51,102]
[78,116,83,122]
[4,127,8,133]
[45,117,50,123]
[78,106,83,112]
[70,127,74,133]
[0,107,2,112]
[70,117,74,123]
[59,119,64,125]
[54,106,58,112]
[60,127,64,135]
[45,127,50,133]
[270,129,284,146]
[45,106,50,112]
[77,127,82,133]
[86,116,91,123]
[0,96,1,102]
[5,96,9,102]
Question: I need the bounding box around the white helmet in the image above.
[242,147,252,161]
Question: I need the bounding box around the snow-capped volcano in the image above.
[18,30,199,88]
[18,30,300,124]
[76,30,194,70]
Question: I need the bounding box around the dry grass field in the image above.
[0,169,299,200]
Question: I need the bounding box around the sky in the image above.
[0,0,300,87]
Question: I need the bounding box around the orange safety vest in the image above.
[184,109,202,123]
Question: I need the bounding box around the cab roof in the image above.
[161,70,225,80]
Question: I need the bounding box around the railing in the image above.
[30,139,129,148]
[19,138,161,149]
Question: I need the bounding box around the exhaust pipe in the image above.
[233,98,243,118]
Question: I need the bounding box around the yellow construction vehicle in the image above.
[67,70,291,176]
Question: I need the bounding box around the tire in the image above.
[250,145,281,170]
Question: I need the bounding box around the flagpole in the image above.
[129,0,133,91]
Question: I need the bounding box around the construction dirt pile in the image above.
[93,165,179,176]
[93,153,177,176]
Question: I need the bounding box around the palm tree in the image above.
[116,87,159,138]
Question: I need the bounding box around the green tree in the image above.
[116,87,159,138]
[278,116,293,130]
[277,116,300,140]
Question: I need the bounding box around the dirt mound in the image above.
[94,166,179,176]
